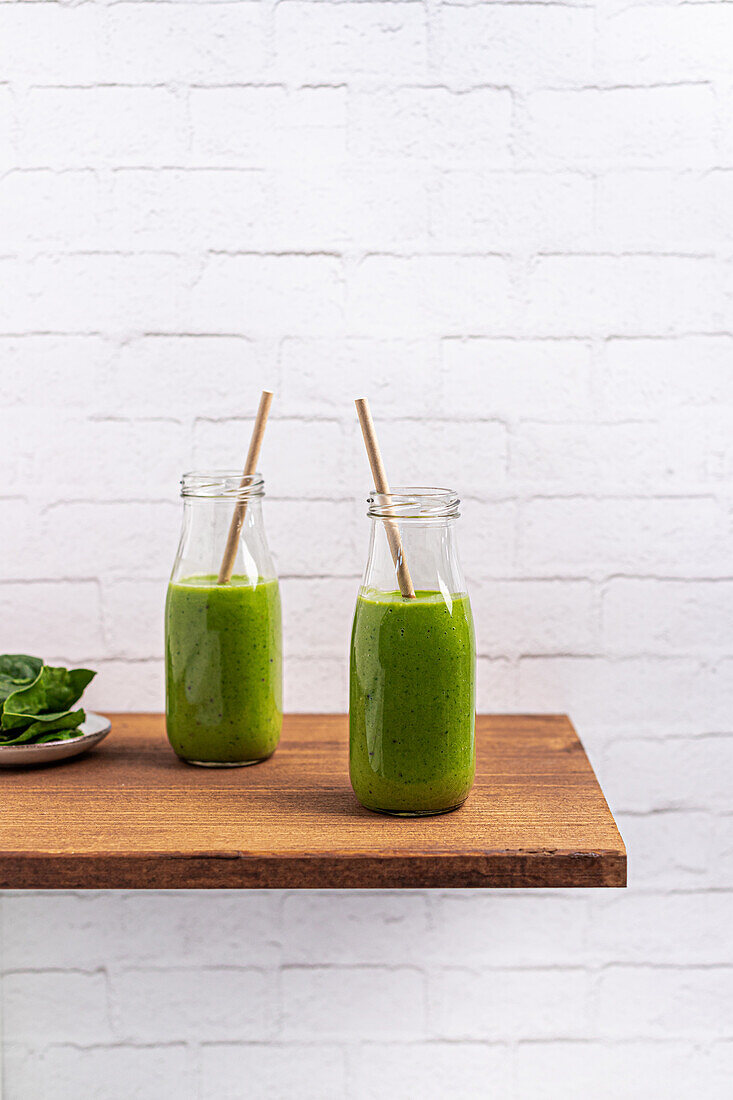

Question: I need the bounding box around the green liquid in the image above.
[349,588,476,815]
[165,575,282,765]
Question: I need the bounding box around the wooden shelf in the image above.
[0,714,625,890]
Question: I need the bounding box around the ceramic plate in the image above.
[0,712,111,767]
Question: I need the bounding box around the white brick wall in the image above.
[1,0,732,1097]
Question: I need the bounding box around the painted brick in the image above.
[512,422,652,492]
[597,6,733,84]
[281,576,357,657]
[34,501,180,579]
[436,5,595,87]
[278,338,441,419]
[83,659,164,713]
[342,416,508,500]
[429,967,590,1041]
[510,418,715,492]
[596,966,733,1040]
[347,255,514,336]
[102,163,431,253]
[350,1042,513,1100]
[514,1040,730,1100]
[519,496,732,577]
[2,970,112,1044]
[603,579,733,657]
[441,338,594,422]
[0,169,100,249]
[0,410,186,502]
[101,578,165,660]
[2,893,127,971]
[281,966,426,1039]
[712,820,733,889]
[0,498,47,581]
[471,579,597,657]
[586,892,733,966]
[520,86,716,170]
[602,735,733,813]
[475,656,518,711]
[114,335,276,418]
[275,2,429,81]
[598,336,733,416]
[430,893,590,967]
[200,1043,346,1100]
[0,84,15,172]
[595,170,733,251]
[0,5,105,85]
[349,87,513,169]
[109,967,277,1042]
[192,417,351,498]
[518,658,733,735]
[334,163,433,248]
[99,168,269,252]
[0,254,193,333]
[720,86,733,166]
[460,499,518,579]
[0,335,116,412]
[0,581,103,662]
[281,892,430,965]
[266,498,362,577]
[103,3,270,84]
[190,86,348,166]
[18,87,189,168]
[117,892,282,968]
[186,254,344,336]
[524,255,727,338]
[2,1043,191,1100]
[617,811,714,890]
[432,170,595,252]
[283,656,348,712]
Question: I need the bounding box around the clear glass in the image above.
[349,488,476,815]
[165,471,283,766]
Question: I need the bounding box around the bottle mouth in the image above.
[367,486,460,520]
[181,470,265,500]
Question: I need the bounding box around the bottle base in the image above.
[361,799,468,817]
[181,753,274,768]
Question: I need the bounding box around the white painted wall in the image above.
[1,0,732,1096]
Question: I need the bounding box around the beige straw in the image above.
[355,397,415,599]
[217,389,274,585]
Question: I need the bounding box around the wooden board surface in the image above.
[0,714,626,889]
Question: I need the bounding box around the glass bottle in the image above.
[165,471,282,766]
[349,487,476,815]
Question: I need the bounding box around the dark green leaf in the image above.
[0,710,86,743]
[2,666,95,730]
[35,726,86,743]
[0,655,43,703]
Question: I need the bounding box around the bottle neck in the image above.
[171,495,275,585]
[362,515,466,597]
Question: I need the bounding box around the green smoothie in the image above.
[165,574,282,765]
[349,588,476,815]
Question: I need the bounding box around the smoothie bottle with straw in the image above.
[349,401,476,815]
[165,393,282,766]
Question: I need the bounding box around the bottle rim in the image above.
[180,470,265,500]
[367,486,460,520]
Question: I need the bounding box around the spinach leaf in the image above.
[2,666,95,730]
[35,728,86,743]
[0,655,43,703]
[0,709,86,744]
[0,656,96,746]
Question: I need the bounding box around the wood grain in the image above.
[0,714,626,889]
